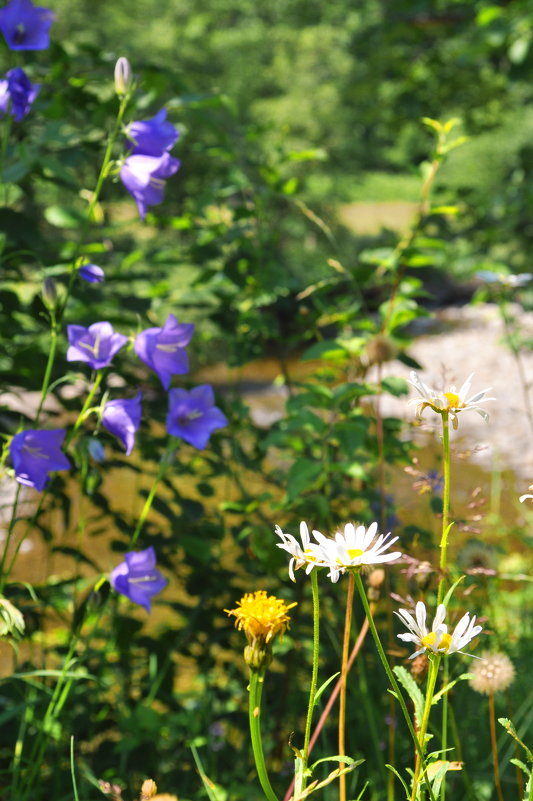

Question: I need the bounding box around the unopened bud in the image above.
[114,57,132,96]
[244,642,273,671]
[42,277,57,310]
[140,779,157,800]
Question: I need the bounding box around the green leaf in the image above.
[301,339,348,361]
[313,672,340,706]
[286,458,323,501]
[44,205,85,229]
[432,673,473,706]
[393,665,424,727]
[385,765,410,799]
[381,376,409,397]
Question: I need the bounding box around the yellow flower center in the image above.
[347,548,364,560]
[225,590,297,644]
[443,392,463,410]
[421,631,452,651]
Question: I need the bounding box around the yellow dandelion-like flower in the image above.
[469,651,515,695]
[225,590,297,670]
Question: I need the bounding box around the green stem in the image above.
[354,573,437,801]
[437,413,451,607]
[301,569,320,789]
[489,693,505,801]
[58,93,131,322]
[248,669,280,801]
[0,484,22,587]
[130,443,174,547]
[339,572,355,801]
[34,310,58,425]
[70,371,104,438]
[440,657,449,801]
[410,655,441,801]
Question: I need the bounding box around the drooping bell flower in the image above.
[120,151,180,220]
[110,547,167,612]
[134,314,194,389]
[126,108,179,157]
[0,0,55,50]
[67,322,128,370]
[0,67,40,121]
[9,429,71,491]
[102,392,142,455]
[78,264,104,284]
[166,384,228,449]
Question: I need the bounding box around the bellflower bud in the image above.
[42,276,57,310]
[114,57,132,97]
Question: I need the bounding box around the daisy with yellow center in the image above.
[313,521,402,583]
[275,521,328,581]
[396,600,482,659]
[408,371,494,429]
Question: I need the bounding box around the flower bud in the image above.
[114,57,132,96]
[42,277,57,310]
[140,779,157,800]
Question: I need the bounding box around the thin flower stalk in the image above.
[248,670,280,801]
[130,443,175,546]
[354,573,437,801]
[410,655,441,801]
[437,411,451,605]
[301,569,320,792]
[488,693,505,801]
[338,571,355,801]
[283,617,371,801]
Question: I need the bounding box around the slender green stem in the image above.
[410,655,441,801]
[339,572,355,801]
[437,413,451,607]
[58,93,131,322]
[248,669,280,801]
[70,371,104,438]
[489,693,505,801]
[0,484,22,586]
[130,444,174,547]
[301,569,320,788]
[440,657,449,801]
[354,573,437,801]
[34,310,58,425]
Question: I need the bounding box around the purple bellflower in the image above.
[102,392,142,455]
[120,151,180,220]
[127,108,179,157]
[134,314,194,389]
[110,546,167,612]
[0,0,55,50]
[166,384,228,449]
[10,429,71,491]
[79,264,104,284]
[67,322,128,371]
[0,67,40,121]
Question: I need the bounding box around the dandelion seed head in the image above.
[469,651,515,695]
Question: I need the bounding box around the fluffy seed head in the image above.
[469,651,515,695]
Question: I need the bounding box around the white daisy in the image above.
[408,371,494,429]
[396,600,482,659]
[314,521,402,583]
[275,521,326,582]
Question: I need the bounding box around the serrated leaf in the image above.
[393,665,424,727]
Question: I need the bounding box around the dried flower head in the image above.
[469,651,515,695]
[225,590,296,670]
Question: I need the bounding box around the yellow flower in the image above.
[225,590,297,669]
